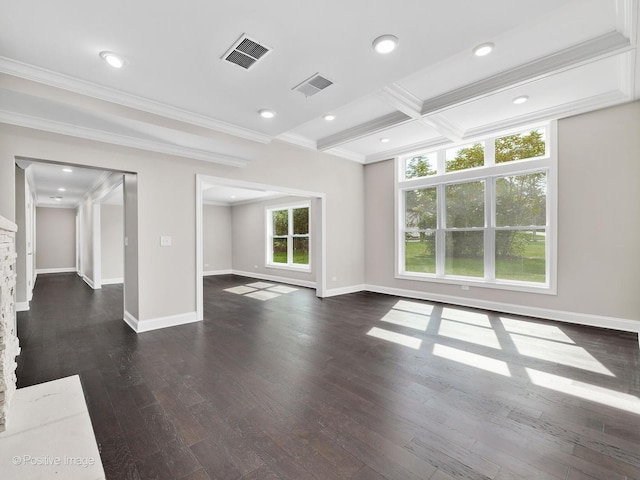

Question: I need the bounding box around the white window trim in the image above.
[265,201,311,272]
[395,122,557,295]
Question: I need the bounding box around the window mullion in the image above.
[485,177,495,281]
[436,184,445,276]
[287,208,294,265]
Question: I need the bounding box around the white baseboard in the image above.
[324,284,366,298]
[364,284,640,335]
[203,269,232,276]
[124,310,200,333]
[82,275,99,289]
[36,267,77,274]
[232,269,316,289]
[16,301,29,312]
[101,277,123,285]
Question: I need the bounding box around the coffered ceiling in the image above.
[0,0,638,165]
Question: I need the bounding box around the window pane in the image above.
[405,153,437,179]
[405,232,436,274]
[446,181,484,228]
[446,143,484,172]
[496,173,546,227]
[293,237,309,265]
[272,238,287,263]
[496,230,546,283]
[405,188,437,230]
[272,210,288,236]
[445,231,484,277]
[293,207,309,234]
[496,129,545,163]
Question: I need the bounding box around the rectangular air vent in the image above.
[293,73,334,97]
[222,34,271,70]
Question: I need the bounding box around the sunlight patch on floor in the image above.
[499,316,575,344]
[367,327,422,350]
[526,368,640,415]
[511,334,614,376]
[246,281,276,289]
[438,320,502,349]
[224,282,298,301]
[441,307,492,328]
[433,343,511,377]
[224,285,257,295]
[381,308,431,331]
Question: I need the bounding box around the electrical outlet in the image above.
[160,235,172,247]
[331,276,337,282]
[461,285,470,291]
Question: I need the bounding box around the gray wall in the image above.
[35,207,76,270]
[202,204,232,273]
[0,122,364,322]
[364,100,640,322]
[231,196,315,284]
[101,204,123,281]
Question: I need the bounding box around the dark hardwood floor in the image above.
[16,273,640,479]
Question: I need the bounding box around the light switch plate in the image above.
[160,235,172,247]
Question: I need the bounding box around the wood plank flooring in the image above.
[15,273,640,479]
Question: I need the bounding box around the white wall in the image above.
[100,204,123,282]
[0,124,365,324]
[231,196,315,284]
[364,100,640,325]
[202,204,232,273]
[35,207,76,271]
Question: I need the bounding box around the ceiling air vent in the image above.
[222,34,271,70]
[293,73,334,97]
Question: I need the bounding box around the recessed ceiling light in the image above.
[372,35,399,54]
[99,51,125,69]
[380,137,390,143]
[230,195,237,199]
[259,109,275,119]
[58,187,66,192]
[62,168,73,173]
[55,197,62,201]
[513,95,529,105]
[472,42,494,57]
[323,114,335,121]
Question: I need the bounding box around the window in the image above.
[397,124,555,293]
[266,203,310,270]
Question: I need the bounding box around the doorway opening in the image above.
[195,174,326,321]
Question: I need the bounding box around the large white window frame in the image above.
[395,122,557,294]
[266,202,311,272]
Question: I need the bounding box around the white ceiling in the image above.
[16,160,113,208]
[203,185,285,206]
[0,0,638,165]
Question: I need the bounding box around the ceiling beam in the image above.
[421,31,631,116]
[376,83,422,118]
[318,31,632,152]
[317,111,411,151]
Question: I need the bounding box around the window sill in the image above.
[266,263,312,274]
[395,272,556,295]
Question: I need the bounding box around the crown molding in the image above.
[421,31,632,116]
[275,132,317,150]
[0,110,251,167]
[615,0,637,40]
[365,136,451,164]
[462,90,630,140]
[317,111,411,150]
[419,114,464,142]
[376,83,423,118]
[0,57,272,144]
[324,147,366,164]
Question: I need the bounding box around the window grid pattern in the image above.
[397,126,554,292]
